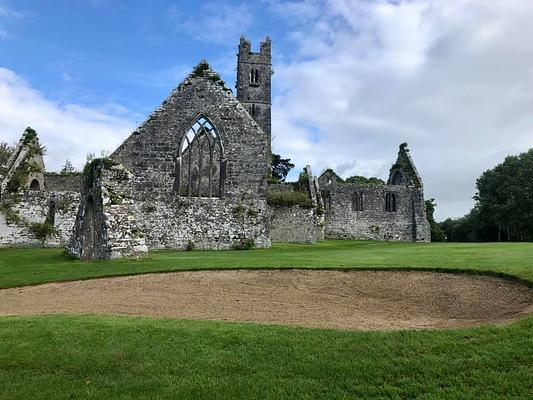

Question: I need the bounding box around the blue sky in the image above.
[1,0,533,220]
[0,0,290,117]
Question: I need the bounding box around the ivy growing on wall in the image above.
[82,157,119,188]
[389,143,422,187]
[5,134,44,193]
[191,61,227,88]
[0,194,56,242]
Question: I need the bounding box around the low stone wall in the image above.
[0,190,80,247]
[138,197,271,250]
[268,205,324,243]
[44,173,83,192]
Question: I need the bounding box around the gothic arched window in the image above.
[391,171,403,185]
[174,115,226,198]
[352,192,364,212]
[385,193,397,212]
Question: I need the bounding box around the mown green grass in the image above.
[0,241,532,399]
[0,315,532,399]
[1,241,533,289]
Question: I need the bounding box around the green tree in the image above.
[440,148,533,242]
[475,149,533,241]
[0,141,14,172]
[425,199,445,241]
[344,175,385,185]
[271,153,295,182]
[60,159,75,174]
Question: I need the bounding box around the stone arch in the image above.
[29,179,40,191]
[174,114,226,198]
[81,195,95,261]
[391,171,403,185]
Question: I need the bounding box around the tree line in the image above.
[430,148,533,242]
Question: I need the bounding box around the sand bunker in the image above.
[1,269,531,330]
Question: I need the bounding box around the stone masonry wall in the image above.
[67,161,148,260]
[44,173,83,192]
[0,190,80,247]
[137,197,270,250]
[268,205,324,243]
[323,183,430,242]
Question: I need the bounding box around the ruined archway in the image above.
[81,195,95,261]
[29,179,40,191]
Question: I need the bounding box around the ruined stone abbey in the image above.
[0,37,431,259]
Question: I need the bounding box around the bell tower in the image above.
[236,36,272,150]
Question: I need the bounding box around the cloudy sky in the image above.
[1,0,532,220]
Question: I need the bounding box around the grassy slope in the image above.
[1,241,533,289]
[1,241,532,399]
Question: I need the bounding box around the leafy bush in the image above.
[83,157,119,188]
[344,176,385,185]
[232,239,255,250]
[298,171,310,192]
[29,222,57,241]
[0,202,23,225]
[267,191,314,209]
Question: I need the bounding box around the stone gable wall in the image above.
[111,73,269,202]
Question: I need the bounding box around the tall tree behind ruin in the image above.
[0,142,15,174]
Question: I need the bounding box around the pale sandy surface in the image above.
[1,270,531,330]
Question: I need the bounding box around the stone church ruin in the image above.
[0,37,431,259]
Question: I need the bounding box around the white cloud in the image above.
[170,1,254,44]
[0,68,135,171]
[270,0,533,219]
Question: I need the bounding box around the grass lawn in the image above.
[0,241,532,399]
[0,315,532,400]
[1,240,533,289]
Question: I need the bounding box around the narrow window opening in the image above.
[81,195,95,261]
[385,193,397,212]
[322,191,332,211]
[249,68,259,84]
[47,200,56,226]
